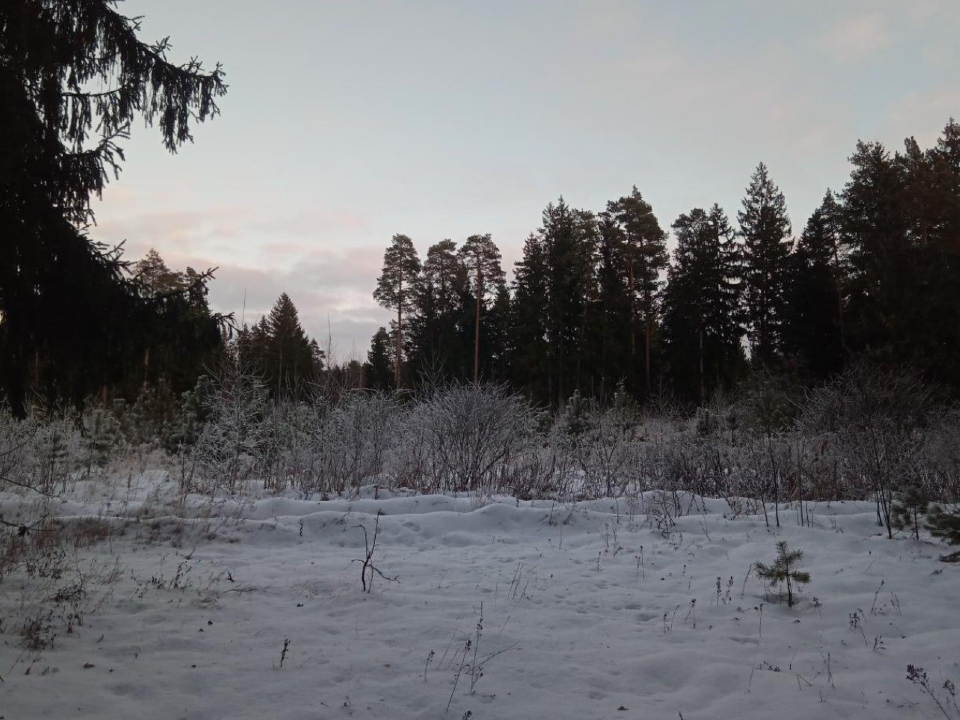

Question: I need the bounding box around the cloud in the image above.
[820,14,892,61]
[90,195,387,363]
[94,197,370,270]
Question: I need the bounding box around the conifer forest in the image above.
[2,2,960,718]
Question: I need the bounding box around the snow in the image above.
[2,477,959,719]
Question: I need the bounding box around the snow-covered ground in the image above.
[2,475,958,719]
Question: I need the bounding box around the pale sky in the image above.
[93,0,960,362]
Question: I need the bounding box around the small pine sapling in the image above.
[754,541,811,608]
[926,504,960,562]
[891,487,930,540]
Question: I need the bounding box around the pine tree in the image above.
[408,239,466,379]
[606,187,668,392]
[739,163,793,366]
[754,541,810,607]
[891,487,930,541]
[458,234,505,384]
[374,234,421,389]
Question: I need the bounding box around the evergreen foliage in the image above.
[364,327,394,392]
[458,234,506,384]
[891,486,930,541]
[754,541,810,607]
[739,163,792,366]
[926,505,960,561]
[373,234,422,389]
[236,294,323,399]
[783,192,845,380]
[662,206,745,403]
[0,0,227,416]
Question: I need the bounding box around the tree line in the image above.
[370,120,960,407]
[3,2,958,416]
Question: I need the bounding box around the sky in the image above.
[93,0,960,362]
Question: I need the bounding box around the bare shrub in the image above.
[800,363,937,537]
[416,383,537,493]
[180,366,270,496]
[317,391,399,495]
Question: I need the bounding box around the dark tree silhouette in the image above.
[0,0,227,415]
[364,327,393,392]
[662,206,745,402]
[605,187,668,392]
[783,194,845,380]
[374,234,421,389]
[458,234,505,384]
[739,163,792,366]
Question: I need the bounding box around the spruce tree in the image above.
[539,199,597,406]
[0,1,226,416]
[739,163,792,366]
[373,234,421,389]
[364,327,394,392]
[593,215,633,398]
[838,141,907,365]
[662,206,745,403]
[783,194,845,380]
[486,284,513,383]
[509,234,551,400]
[835,125,960,387]
[263,294,320,398]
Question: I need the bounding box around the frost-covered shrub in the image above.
[800,362,937,537]
[0,412,37,494]
[82,408,122,477]
[263,401,322,493]
[575,405,642,498]
[414,383,537,493]
[316,391,399,494]
[923,406,960,503]
[31,418,81,494]
[391,403,440,491]
[181,368,270,495]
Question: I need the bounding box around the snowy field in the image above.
[2,475,959,720]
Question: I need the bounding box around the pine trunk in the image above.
[474,263,481,385]
[395,282,402,390]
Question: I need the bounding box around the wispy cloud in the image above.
[820,14,892,61]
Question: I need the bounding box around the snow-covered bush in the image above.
[82,408,122,477]
[180,367,270,496]
[414,383,537,493]
[30,417,81,494]
[800,362,937,537]
[262,400,322,493]
[315,390,399,494]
